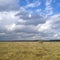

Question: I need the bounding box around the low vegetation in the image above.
[0,42,60,60]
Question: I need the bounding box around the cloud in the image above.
[0,0,19,11]
[0,0,60,40]
[37,21,51,32]
[0,9,60,40]
[0,11,18,33]
[0,11,38,40]
[16,8,46,25]
[44,0,53,17]
[0,11,17,23]
[25,0,41,8]
[5,23,16,31]
[36,14,60,39]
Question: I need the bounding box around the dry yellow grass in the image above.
[0,42,60,60]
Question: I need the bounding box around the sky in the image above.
[0,0,60,40]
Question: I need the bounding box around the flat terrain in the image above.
[0,42,60,60]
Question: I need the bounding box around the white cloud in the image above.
[0,0,60,40]
[5,23,16,31]
[37,21,51,32]
[25,0,41,8]
[17,19,26,24]
[0,11,18,25]
[46,0,52,6]
[28,13,32,18]
[0,32,6,36]
[0,0,19,11]
[30,14,60,40]
[44,0,53,17]
[0,11,19,33]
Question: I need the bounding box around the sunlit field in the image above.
[0,42,60,60]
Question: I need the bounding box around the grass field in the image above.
[0,42,60,60]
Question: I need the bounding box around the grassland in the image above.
[0,42,60,60]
